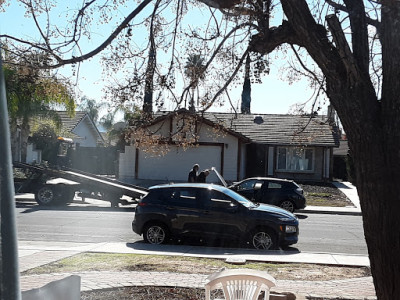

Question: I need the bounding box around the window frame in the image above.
[276,146,315,173]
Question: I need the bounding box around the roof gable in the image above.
[152,109,249,141]
[57,111,87,132]
[56,111,105,144]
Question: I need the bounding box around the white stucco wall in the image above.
[118,145,136,183]
[138,145,222,182]
[26,143,42,164]
[118,115,245,183]
[71,118,99,147]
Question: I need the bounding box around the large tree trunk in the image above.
[328,80,400,299]
[351,131,400,299]
[198,0,400,298]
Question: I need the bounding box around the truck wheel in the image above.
[35,186,56,206]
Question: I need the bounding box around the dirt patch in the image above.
[300,182,353,207]
[126,259,370,281]
[24,253,370,281]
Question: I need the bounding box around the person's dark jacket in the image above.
[196,171,207,183]
[188,170,197,183]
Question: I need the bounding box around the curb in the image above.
[298,208,362,216]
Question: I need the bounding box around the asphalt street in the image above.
[15,195,368,255]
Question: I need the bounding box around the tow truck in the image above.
[14,137,148,207]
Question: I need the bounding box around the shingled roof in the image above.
[56,111,88,132]
[56,111,104,144]
[154,109,339,147]
[203,112,339,147]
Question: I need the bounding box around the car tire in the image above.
[280,200,295,213]
[143,223,169,245]
[35,186,56,205]
[250,228,277,250]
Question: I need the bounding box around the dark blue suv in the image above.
[229,177,306,213]
[132,183,299,250]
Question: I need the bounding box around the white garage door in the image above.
[138,145,222,182]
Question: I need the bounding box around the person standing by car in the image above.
[196,169,210,183]
[188,164,199,182]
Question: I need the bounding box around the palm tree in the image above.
[78,96,104,125]
[184,54,206,112]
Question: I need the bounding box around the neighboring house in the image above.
[56,111,105,147]
[119,109,339,184]
[22,111,104,164]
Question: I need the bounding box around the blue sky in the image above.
[0,1,321,117]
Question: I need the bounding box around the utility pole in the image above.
[0,49,21,299]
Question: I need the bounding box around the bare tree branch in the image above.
[325,0,381,34]
[196,0,241,9]
[1,0,154,69]
[290,44,327,94]
[179,22,258,105]
[201,48,249,112]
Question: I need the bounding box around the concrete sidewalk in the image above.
[18,181,376,299]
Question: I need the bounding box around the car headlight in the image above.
[285,225,297,233]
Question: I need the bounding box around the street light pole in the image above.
[0,49,21,299]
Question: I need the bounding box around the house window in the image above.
[277,147,314,172]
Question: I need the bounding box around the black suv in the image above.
[229,178,306,213]
[132,183,299,250]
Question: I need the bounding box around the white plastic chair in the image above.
[205,269,276,300]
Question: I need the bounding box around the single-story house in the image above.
[118,109,339,184]
[23,111,104,164]
[56,111,105,147]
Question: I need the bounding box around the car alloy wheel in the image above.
[280,200,295,213]
[251,229,275,250]
[144,224,168,244]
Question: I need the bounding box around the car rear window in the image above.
[267,182,282,189]
[142,189,171,204]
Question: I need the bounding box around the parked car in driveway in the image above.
[132,183,299,250]
[228,177,306,213]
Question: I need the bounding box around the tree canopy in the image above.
[1,1,400,299]
[2,49,75,161]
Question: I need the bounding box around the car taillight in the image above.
[138,202,147,206]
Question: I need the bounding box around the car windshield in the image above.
[223,188,257,208]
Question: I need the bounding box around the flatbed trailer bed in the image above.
[14,162,148,207]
